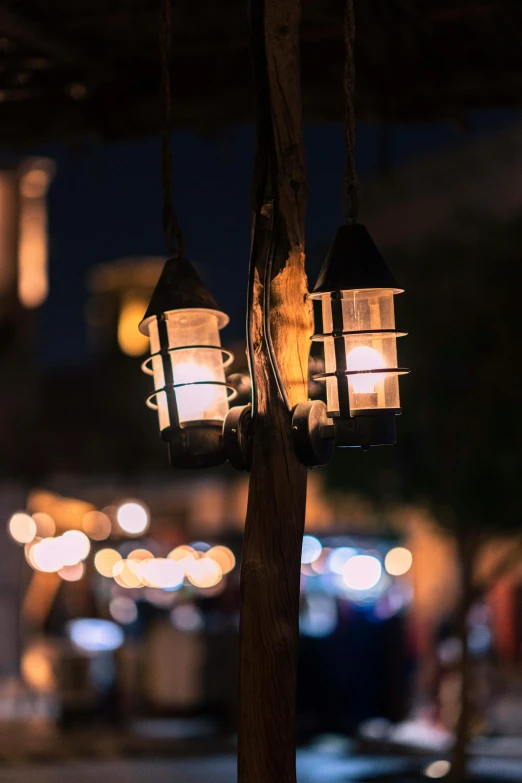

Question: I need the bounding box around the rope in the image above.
[159,0,185,257]
[341,0,358,223]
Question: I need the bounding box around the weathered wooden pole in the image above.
[237,0,312,782]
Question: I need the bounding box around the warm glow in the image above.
[113,559,142,589]
[128,548,154,562]
[94,548,122,578]
[301,535,322,565]
[425,761,451,779]
[144,310,230,429]
[168,545,197,561]
[168,545,198,575]
[173,361,220,421]
[118,295,150,356]
[21,645,55,693]
[342,554,382,591]
[186,557,222,588]
[31,512,55,538]
[24,538,42,571]
[58,562,84,582]
[346,346,386,393]
[318,288,403,415]
[8,512,36,544]
[116,501,150,535]
[82,510,111,541]
[139,557,183,589]
[58,530,91,565]
[18,168,50,308]
[205,546,235,574]
[20,168,51,199]
[385,546,413,577]
[311,547,332,575]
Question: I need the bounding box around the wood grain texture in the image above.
[238,1,312,782]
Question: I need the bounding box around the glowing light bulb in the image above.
[346,346,386,393]
[174,362,219,421]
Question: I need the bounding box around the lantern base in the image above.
[333,413,396,448]
[163,421,226,469]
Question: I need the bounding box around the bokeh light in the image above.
[187,557,222,588]
[311,547,331,575]
[113,559,142,589]
[342,554,382,591]
[31,512,56,539]
[94,548,122,578]
[8,512,36,544]
[327,547,356,574]
[59,530,91,565]
[67,618,124,653]
[21,644,56,693]
[191,541,211,553]
[425,761,451,779]
[168,545,197,561]
[110,596,138,624]
[24,538,42,571]
[32,538,63,573]
[128,548,153,562]
[205,546,235,574]
[116,501,150,535]
[168,545,198,575]
[58,562,84,582]
[384,546,413,576]
[139,558,183,589]
[82,510,112,541]
[301,535,322,564]
[171,604,204,632]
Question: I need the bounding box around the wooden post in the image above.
[238,1,312,782]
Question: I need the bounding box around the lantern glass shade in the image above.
[146,308,230,427]
[320,289,403,416]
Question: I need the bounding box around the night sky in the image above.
[26,109,521,367]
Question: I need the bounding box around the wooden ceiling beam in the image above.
[0,6,111,80]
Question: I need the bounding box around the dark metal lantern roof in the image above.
[139,256,227,334]
[311,224,400,295]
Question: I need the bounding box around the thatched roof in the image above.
[0,0,520,144]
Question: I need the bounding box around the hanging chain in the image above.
[159,0,185,257]
[341,0,358,223]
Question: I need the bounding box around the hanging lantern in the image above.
[310,223,408,447]
[139,256,237,468]
[292,224,408,462]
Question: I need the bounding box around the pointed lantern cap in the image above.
[139,256,228,335]
[310,224,402,297]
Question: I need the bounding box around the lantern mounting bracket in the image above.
[223,404,253,471]
[292,400,335,467]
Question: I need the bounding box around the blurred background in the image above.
[0,1,521,781]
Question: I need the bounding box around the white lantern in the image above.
[310,225,408,447]
[139,257,235,467]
